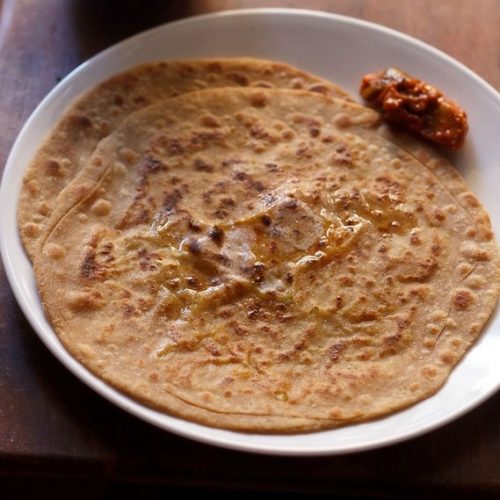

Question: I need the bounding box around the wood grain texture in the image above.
[0,0,499,496]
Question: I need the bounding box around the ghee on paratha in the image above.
[34,88,499,432]
[18,58,351,260]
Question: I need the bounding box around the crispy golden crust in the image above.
[18,58,351,260]
[33,88,500,432]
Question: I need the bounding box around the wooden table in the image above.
[1,0,499,497]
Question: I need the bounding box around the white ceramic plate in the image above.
[1,8,500,456]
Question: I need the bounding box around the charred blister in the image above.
[242,262,266,283]
[360,68,468,149]
[208,225,225,244]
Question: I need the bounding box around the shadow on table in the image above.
[71,0,199,56]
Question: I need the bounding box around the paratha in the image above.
[34,88,500,432]
[18,58,351,260]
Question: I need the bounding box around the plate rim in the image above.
[1,7,500,456]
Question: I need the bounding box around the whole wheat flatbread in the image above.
[34,88,500,432]
[18,58,351,260]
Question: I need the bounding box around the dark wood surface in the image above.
[1,0,500,497]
